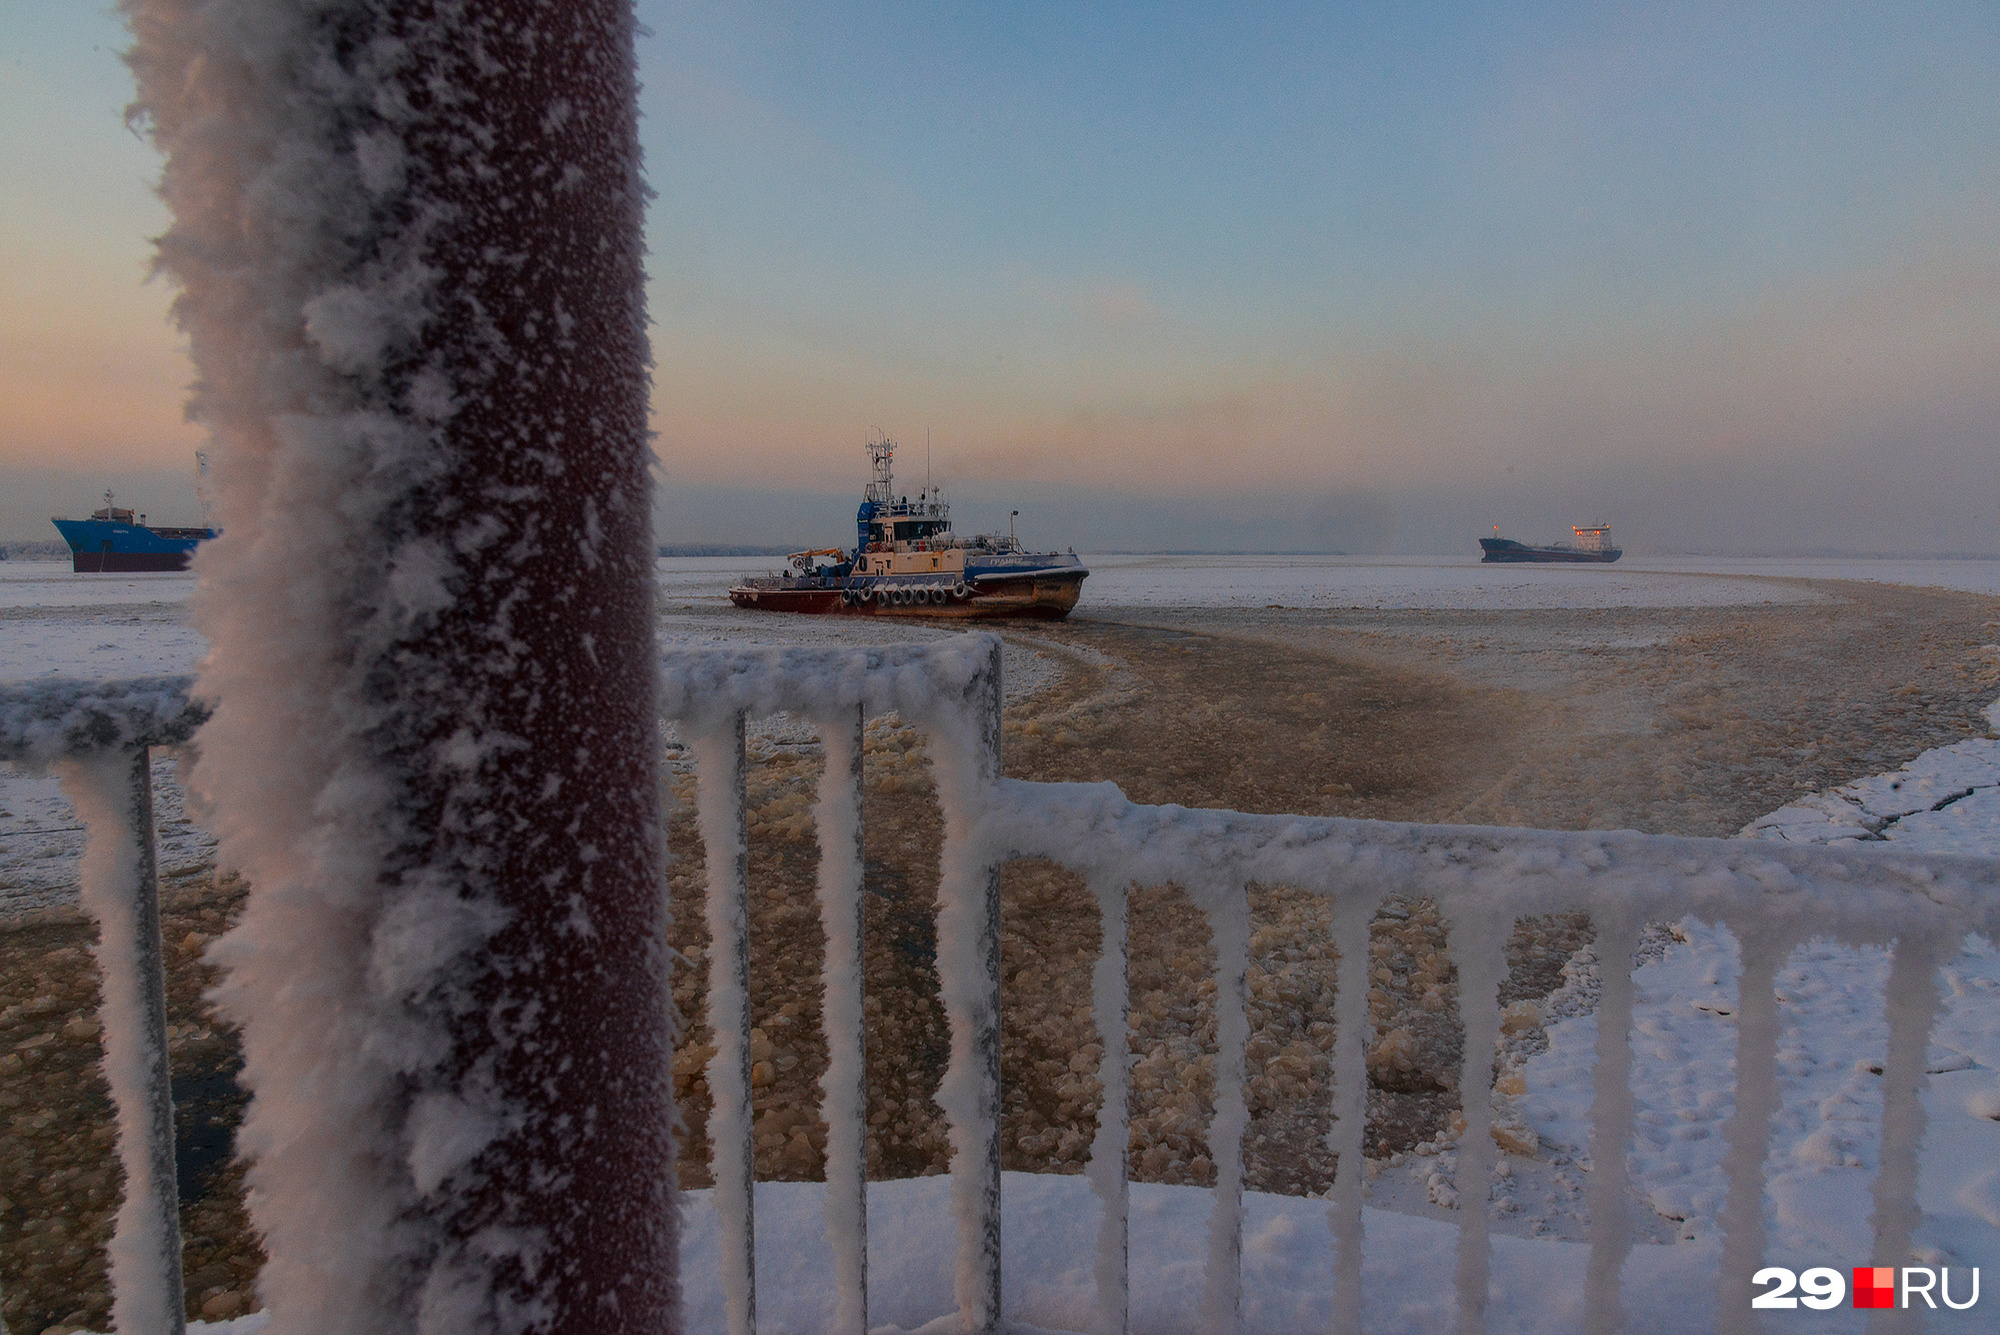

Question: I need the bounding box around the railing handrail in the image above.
[986,775,2000,939]
[0,675,208,765]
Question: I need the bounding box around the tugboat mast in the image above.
[864,433,895,506]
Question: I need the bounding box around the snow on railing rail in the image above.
[0,677,209,1335]
[10,650,2000,1335]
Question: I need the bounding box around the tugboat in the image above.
[1479,523,1622,564]
[51,491,216,572]
[728,437,1088,619]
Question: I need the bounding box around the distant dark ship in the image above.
[52,491,215,572]
[1479,523,1621,564]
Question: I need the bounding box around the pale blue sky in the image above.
[4,2,1997,550]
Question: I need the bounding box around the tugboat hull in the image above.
[729,569,1086,620]
[723,433,1089,619]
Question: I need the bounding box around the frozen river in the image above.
[5,553,1998,683]
[5,551,1994,916]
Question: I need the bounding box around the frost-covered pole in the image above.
[125,0,674,1329]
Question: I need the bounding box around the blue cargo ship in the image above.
[52,492,215,572]
[728,436,1088,619]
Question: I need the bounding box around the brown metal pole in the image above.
[372,3,674,1327]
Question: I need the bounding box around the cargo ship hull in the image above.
[65,550,196,573]
[52,515,213,573]
[1479,537,1622,564]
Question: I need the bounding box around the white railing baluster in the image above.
[1450,913,1508,1335]
[1087,876,1131,1335]
[1201,885,1252,1334]
[694,713,756,1335]
[1717,939,1782,1335]
[815,705,869,1335]
[1869,933,1944,1335]
[1327,899,1374,1334]
[928,637,1006,1333]
[62,747,186,1335]
[1583,913,1641,1335]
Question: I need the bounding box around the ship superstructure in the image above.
[728,436,1088,618]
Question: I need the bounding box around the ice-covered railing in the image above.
[10,649,2000,1335]
[661,636,1008,1335]
[663,635,2000,1335]
[0,677,209,1335]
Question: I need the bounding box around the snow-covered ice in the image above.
[1077,553,2000,611]
[5,550,1991,697]
[647,551,2000,614]
[1078,554,1825,610]
[1743,738,2000,857]
[0,564,201,612]
[0,563,204,682]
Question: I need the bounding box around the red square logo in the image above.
[1854,1267,1896,1309]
